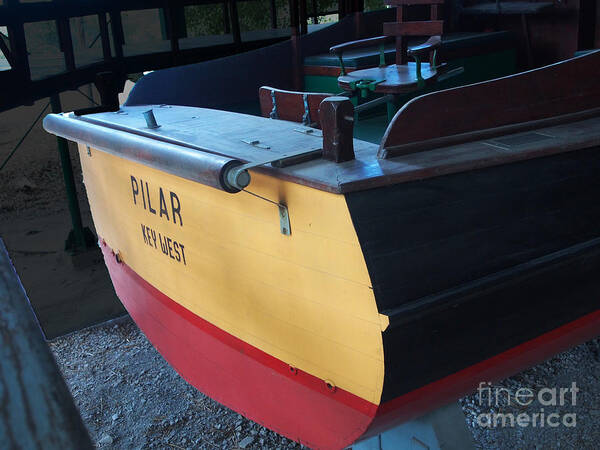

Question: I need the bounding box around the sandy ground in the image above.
[1,95,599,449]
[0,91,125,338]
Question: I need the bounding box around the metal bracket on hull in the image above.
[242,189,292,236]
[278,205,291,236]
[221,147,325,236]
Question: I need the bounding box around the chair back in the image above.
[259,86,333,128]
[384,0,445,64]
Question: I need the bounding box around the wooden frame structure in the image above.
[0,0,367,112]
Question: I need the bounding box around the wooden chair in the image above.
[259,86,334,128]
[330,0,446,102]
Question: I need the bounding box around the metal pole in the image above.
[270,0,277,29]
[50,94,87,251]
[299,0,308,35]
[229,0,242,48]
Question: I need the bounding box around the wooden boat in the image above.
[43,7,600,448]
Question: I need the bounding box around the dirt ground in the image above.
[1,94,599,449]
[0,89,125,339]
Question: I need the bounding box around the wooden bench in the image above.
[259,86,334,128]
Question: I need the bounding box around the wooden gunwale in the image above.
[42,112,242,192]
[44,107,600,195]
[379,106,600,157]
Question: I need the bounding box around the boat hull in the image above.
[345,146,600,404]
[78,143,387,449]
[73,126,600,449]
[100,239,600,448]
[99,241,377,449]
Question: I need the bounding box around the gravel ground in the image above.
[49,317,302,450]
[461,338,600,449]
[49,316,600,450]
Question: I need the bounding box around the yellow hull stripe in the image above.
[79,145,385,404]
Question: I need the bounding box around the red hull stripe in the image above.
[100,240,600,449]
[100,241,378,450]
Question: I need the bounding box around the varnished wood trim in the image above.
[329,35,391,55]
[380,107,600,158]
[379,50,600,156]
[320,97,356,162]
[383,20,443,37]
[258,86,333,127]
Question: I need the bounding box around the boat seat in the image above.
[258,86,333,128]
[304,31,516,77]
[337,60,439,95]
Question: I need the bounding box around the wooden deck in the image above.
[45,104,600,194]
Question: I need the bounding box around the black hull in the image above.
[346,147,600,401]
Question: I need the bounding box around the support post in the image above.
[270,0,278,28]
[353,0,364,38]
[95,71,123,110]
[339,0,347,19]
[0,239,94,449]
[6,0,31,82]
[98,13,112,61]
[55,4,76,72]
[386,97,397,123]
[311,0,319,24]
[109,10,125,60]
[229,0,242,48]
[163,3,182,57]
[299,0,308,35]
[319,97,355,163]
[289,0,303,90]
[50,94,91,253]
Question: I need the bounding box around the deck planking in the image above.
[47,105,600,195]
